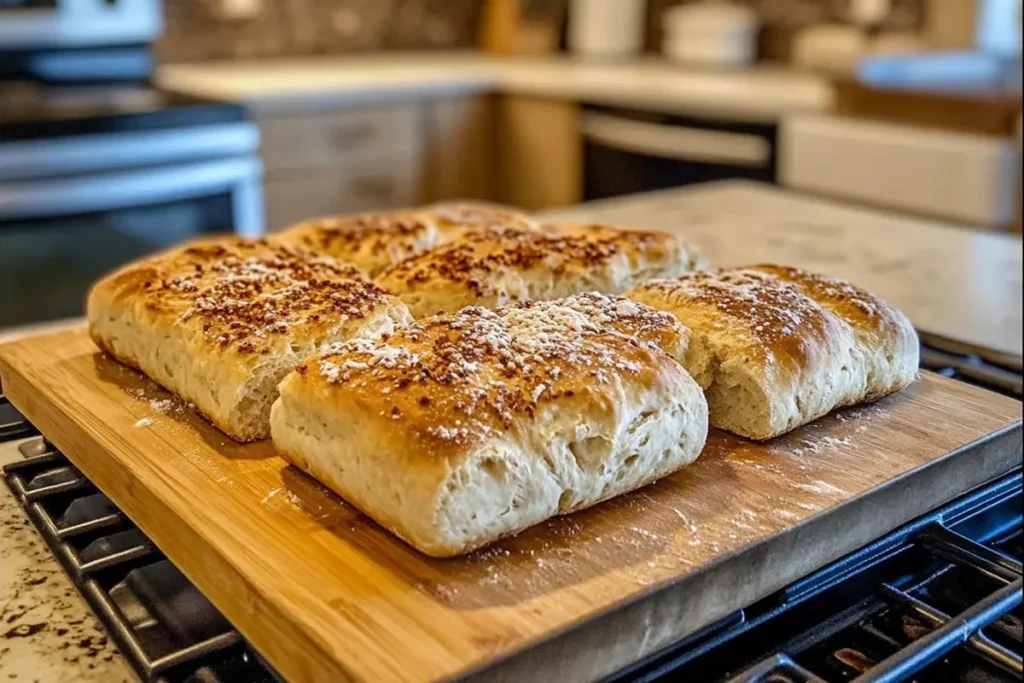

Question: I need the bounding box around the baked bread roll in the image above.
[626,265,919,440]
[427,201,541,242]
[270,293,708,557]
[375,224,703,318]
[87,238,411,442]
[280,203,540,277]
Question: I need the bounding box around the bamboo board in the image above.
[0,328,1020,683]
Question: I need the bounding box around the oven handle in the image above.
[581,112,772,168]
[0,122,260,182]
[0,156,263,222]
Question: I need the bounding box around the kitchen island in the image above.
[548,181,1023,358]
[0,182,1020,682]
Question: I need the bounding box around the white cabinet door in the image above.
[259,104,422,174]
[264,154,425,231]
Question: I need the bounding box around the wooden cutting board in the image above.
[1,328,1020,683]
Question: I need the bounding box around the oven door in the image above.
[0,156,264,329]
[581,108,778,201]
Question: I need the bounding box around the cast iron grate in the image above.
[605,472,1023,683]
[1,394,281,683]
[918,335,1023,400]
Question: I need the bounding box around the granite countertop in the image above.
[542,181,1023,358]
[155,52,834,121]
[0,439,134,683]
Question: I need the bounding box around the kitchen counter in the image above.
[0,438,134,683]
[0,182,1018,680]
[156,52,834,121]
[543,181,1023,358]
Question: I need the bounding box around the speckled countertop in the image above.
[544,181,1023,358]
[0,439,134,683]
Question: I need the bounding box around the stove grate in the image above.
[919,335,1023,400]
[607,473,1024,683]
[1,394,280,683]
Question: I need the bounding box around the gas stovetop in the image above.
[1,338,1021,683]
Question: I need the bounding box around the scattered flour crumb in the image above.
[790,435,853,457]
[261,487,282,505]
[631,526,659,541]
[796,501,821,511]
[149,398,174,413]
[774,509,801,521]
[672,508,699,534]
[796,480,848,496]
[133,417,153,428]
[731,518,754,531]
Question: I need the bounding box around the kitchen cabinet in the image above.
[259,102,425,230]
[495,95,583,211]
[420,95,498,203]
[260,96,502,230]
[258,93,585,229]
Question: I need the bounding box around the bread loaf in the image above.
[376,224,703,318]
[626,265,918,440]
[87,238,411,442]
[280,203,540,277]
[270,293,708,557]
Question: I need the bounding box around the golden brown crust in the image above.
[376,224,698,316]
[279,211,437,276]
[549,224,704,269]
[749,264,918,398]
[89,237,393,358]
[626,268,838,372]
[284,293,690,461]
[626,265,919,439]
[427,201,541,241]
[278,203,540,276]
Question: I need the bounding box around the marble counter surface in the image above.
[156,52,833,121]
[543,181,1023,358]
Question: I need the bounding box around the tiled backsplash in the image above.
[156,0,482,63]
[647,0,924,59]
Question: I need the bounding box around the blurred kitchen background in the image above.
[0,0,1021,329]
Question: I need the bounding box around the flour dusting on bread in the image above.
[271,293,708,557]
[87,238,411,441]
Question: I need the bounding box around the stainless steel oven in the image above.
[0,0,162,50]
[0,0,263,331]
[0,121,264,328]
